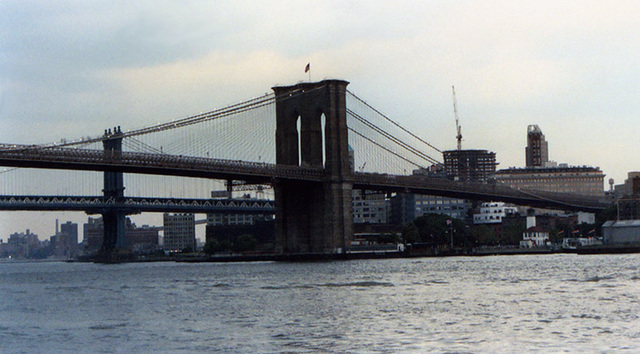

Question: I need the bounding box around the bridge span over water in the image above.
[0,79,609,257]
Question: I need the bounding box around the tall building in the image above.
[163,213,196,252]
[52,221,78,258]
[83,217,103,254]
[525,124,549,167]
[443,149,497,182]
[496,125,605,197]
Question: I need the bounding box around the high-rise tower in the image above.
[525,124,548,167]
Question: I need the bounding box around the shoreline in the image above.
[84,245,640,263]
[4,245,639,264]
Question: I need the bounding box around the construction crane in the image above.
[452,85,463,150]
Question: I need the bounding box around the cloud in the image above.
[3,0,640,240]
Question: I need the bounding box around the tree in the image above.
[409,213,470,247]
[232,234,257,253]
[402,222,420,244]
[501,218,526,245]
[471,224,498,245]
[595,204,617,234]
[203,239,219,255]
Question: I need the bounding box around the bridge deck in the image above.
[0,146,609,212]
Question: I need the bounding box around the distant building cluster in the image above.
[1,220,83,259]
[84,217,161,255]
[346,123,632,250]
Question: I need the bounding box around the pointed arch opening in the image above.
[296,115,302,166]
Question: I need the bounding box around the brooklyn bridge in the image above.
[0,80,608,256]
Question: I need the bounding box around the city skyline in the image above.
[2,1,639,239]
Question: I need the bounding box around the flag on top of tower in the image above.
[305,63,310,73]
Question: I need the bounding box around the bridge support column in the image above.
[273,80,353,255]
[100,127,126,255]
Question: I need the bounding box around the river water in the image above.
[1,254,639,353]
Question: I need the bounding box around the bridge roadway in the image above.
[0,195,274,214]
[0,145,610,212]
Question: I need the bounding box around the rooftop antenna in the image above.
[452,85,463,150]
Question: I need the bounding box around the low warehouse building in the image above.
[602,220,640,246]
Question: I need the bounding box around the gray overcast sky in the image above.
[1,1,639,239]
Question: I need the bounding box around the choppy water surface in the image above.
[1,254,639,352]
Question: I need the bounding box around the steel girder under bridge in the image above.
[0,195,274,214]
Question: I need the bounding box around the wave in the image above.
[319,281,394,288]
[88,322,128,331]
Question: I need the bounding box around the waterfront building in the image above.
[207,192,269,226]
[83,217,160,254]
[602,220,640,246]
[353,190,389,224]
[163,213,196,252]
[127,224,161,254]
[390,164,472,225]
[390,193,470,225]
[520,226,550,248]
[205,192,275,251]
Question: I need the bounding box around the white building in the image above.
[163,213,195,252]
[520,216,551,248]
[520,226,550,248]
[473,202,518,224]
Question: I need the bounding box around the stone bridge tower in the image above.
[100,127,127,256]
[272,80,353,255]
